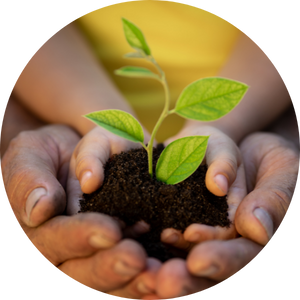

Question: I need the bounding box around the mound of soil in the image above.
[79,144,229,261]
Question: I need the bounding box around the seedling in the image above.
[85,18,248,185]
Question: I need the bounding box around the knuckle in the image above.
[270,188,291,213]
[206,241,244,272]
[220,159,238,183]
[225,157,238,173]
[91,252,115,291]
[4,161,28,193]
[4,131,34,156]
[75,152,91,171]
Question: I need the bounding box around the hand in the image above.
[161,125,246,249]
[151,132,298,298]
[65,125,160,298]
[2,125,159,298]
[66,125,151,215]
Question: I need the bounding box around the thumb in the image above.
[204,129,242,197]
[2,125,79,227]
[165,126,242,196]
[67,127,139,214]
[235,133,299,245]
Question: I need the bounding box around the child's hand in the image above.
[66,125,151,216]
[161,125,247,250]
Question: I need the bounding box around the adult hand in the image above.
[2,125,159,298]
[151,132,298,298]
[161,125,247,249]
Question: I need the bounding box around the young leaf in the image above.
[156,136,209,185]
[175,77,248,121]
[122,18,151,56]
[115,66,160,81]
[84,110,144,143]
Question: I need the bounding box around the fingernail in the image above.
[163,232,179,244]
[114,260,140,277]
[26,187,47,222]
[187,232,201,243]
[134,221,150,234]
[214,174,228,194]
[80,171,92,188]
[253,207,274,240]
[137,281,153,294]
[89,234,116,249]
[194,265,219,276]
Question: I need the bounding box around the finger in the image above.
[27,212,122,265]
[161,228,193,251]
[3,135,65,227]
[161,165,246,246]
[2,126,79,227]
[106,216,150,239]
[183,224,236,243]
[236,133,299,245]
[156,238,265,299]
[205,131,242,196]
[59,239,147,292]
[187,238,262,281]
[183,163,246,242]
[73,131,111,194]
[110,258,161,298]
[66,153,88,215]
[131,258,162,298]
[73,128,139,195]
[165,126,242,197]
[123,220,150,239]
[156,258,222,299]
[163,218,235,247]
[67,127,142,214]
[66,132,114,215]
[161,145,247,251]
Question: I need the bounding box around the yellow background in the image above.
[76,1,240,141]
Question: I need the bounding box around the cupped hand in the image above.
[161,125,247,249]
[152,131,298,298]
[67,125,151,215]
[235,132,298,245]
[2,125,158,298]
[2,125,79,227]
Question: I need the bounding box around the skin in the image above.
[3,18,297,298]
[186,34,291,144]
[148,131,299,299]
[2,102,298,298]
[1,118,160,298]
[13,24,136,136]
[13,25,291,144]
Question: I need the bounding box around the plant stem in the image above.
[146,56,170,177]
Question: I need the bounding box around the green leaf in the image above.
[84,109,144,143]
[122,18,151,56]
[115,66,160,81]
[156,136,209,185]
[175,77,248,121]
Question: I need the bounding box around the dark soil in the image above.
[79,144,229,261]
